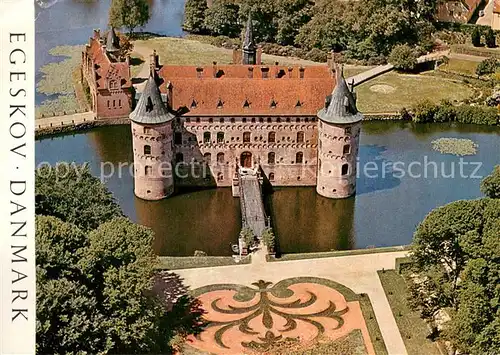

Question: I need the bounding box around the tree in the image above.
[485,27,496,48]
[109,0,150,35]
[203,0,241,37]
[183,0,208,33]
[476,57,498,76]
[116,30,134,57]
[35,163,123,232]
[481,165,500,198]
[36,215,204,354]
[471,27,482,47]
[389,44,418,72]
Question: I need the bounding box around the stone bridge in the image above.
[234,166,268,238]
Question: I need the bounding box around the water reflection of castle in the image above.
[82,18,363,202]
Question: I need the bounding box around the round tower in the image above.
[316,66,363,199]
[130,74,175,200]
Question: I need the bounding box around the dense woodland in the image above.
[183,0,439,62]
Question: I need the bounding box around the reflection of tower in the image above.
[316,66,363,199]
[130,74,175,200]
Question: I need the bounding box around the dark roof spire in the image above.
[130,75,174,124]
[243,12,256,51]
[317,64,363,124]
[106,27,120,53]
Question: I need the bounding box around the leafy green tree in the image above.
[476,57,498,76]
[274,0,313,45]
[471,27,482,47]
[485,27,496,48]
[35,163,123,232]
[481,165,500,198]
[389,44,418,72]
[203,0,241,37]
[183,0,208,33]
[36,215,204,354]
[109,0,150,35]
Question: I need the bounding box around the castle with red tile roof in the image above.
[82,20,362,200]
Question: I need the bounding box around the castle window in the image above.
[143,127,152,134]
[342,164,349,176]
[186,117,191,123]
[220,118,224,123]
[145,166,152,176]
[345,127,352,135]
[231,117,235,123]
[259,117,264,123]
[203,152,211,164]
[217,132,224,143]
[113,100,116,108]
[252,117,256,123]
[319,159,322,172]
[343,144,351,155]
[297,132,304,143]
[268,132,276,143]
[176,153,184,163]
[217,172,224,181]
[296,100,302,108]
[304,117,309,122]
[217,99,223,109]
[242,117,247,123]
[296,152,303,164]
[243,100,250,108]
[109,80,118,89]
[276,117,281,123]
[196,117,201,123]
[191,99,197,108]
[270,99,277,108]
[268,152,275,164]
[296,117,301,123]
[217,152,225,163]
[243,132,251,143]
[107,100,110,108]
[144,145,151,155]
[174,132,182,145]
[204,132,211,143]
[269,173,275,181]
[209,117,213,123]
[286,117,290,123]
[267,117,272,123]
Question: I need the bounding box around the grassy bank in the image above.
[377,270,442,355]
[157,256,250,270]
[356,72,474,112]
[268,246,409,262]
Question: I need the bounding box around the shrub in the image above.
[476,57,498,76]
[411,100,438,123]
[485,27,496,48]
[471,27,482,47]
[434,102,456,122]
[455,105,498,125]
[261,228,275,250]
[239,227,255,248]
[389,44,418,72]
[480,165,500,198]
[304,48,328,62]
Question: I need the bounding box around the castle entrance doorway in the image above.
[240,152,252,168]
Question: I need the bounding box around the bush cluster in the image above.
[407,100,498,125]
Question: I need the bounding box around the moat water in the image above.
[35,121,500,256]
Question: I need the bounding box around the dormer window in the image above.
[190,99,197,108]
[243,100,250,108]
[217,99,223,109]
[295,100,302,108]
[146,97,153,112]
[270,99,277,108]
[109,80,118,89]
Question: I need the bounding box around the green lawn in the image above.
[356,72,474,113]
[157,256,250,270]
[440,58,478,76]
[377,270,441,355]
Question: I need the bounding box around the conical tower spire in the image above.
[317,64,363,124]
[106,27,120,53]
[130,74,174,124]
[243,12,256,51]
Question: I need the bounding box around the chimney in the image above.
[274,62,279,78]
[196,66,203,79]
[247,66,254,79]
[166,81,173,108]
[212,61,217,78]
[261,66,269,79]
[256,46,262,65]
[288,66,293,78]
[93,29,101,40]
[299,66,305,79]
